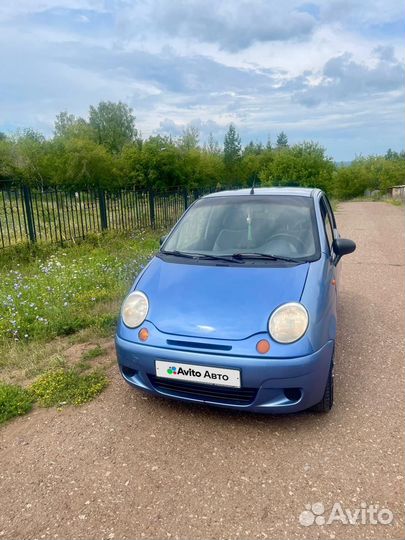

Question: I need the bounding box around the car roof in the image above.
[203,187,321,199]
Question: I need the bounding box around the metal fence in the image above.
[0,184,225,248]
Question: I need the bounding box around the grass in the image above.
[0,229,162,424]
[82,344,106,361]
[385,198,404,206]
[0,230,159,342]
[76,345,107,372]
[347,195,404,206]
[0,382,34,424]
[30,368,108,407]
[0,367,108,425]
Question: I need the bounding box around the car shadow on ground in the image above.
[120,374,329,435]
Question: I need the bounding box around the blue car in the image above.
[116,188,356,413]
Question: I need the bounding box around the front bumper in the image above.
[115,334,334,414]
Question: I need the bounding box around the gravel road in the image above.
[0,201,404,540]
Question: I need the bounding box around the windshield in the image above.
[163,195,320,261]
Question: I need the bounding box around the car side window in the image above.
[320,197,334,252]
[323,194,336,228]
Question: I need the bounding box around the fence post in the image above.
[22,185,36,243]
[149,190,155,228]
[98,189,108,230]
[183,189,188,210]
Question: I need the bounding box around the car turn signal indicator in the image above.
[138,328,149,341]
[256,339,270,354]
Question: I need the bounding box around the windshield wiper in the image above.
[231,252,304,263]
[160,250,195,258]
[192,253,244,263]
[160,250,243,263]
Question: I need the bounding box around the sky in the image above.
[0,0,404,161]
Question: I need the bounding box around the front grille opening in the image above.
[283,388,302,402]
[149,375,256,405]
[166,339,232,351]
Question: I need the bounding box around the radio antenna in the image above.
[250,176,255,195]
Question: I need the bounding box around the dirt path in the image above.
[0,202,404,540]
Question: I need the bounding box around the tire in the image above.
[311,355,334,413]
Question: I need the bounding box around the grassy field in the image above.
[0,229,162,423]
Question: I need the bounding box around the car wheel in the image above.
[311,354,334,413]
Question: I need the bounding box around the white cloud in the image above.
[115,0,315,49]
[0,0,106,21]
[291,48,404,107]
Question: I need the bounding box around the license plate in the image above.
[155,360,241,388]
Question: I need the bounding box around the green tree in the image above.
[197,150,225,187]
[54,112,92,140]
[55,138,117,189]
[276,131,288,148]
[12,130,53,188]
[223,124,242,183]
[179,126,199,151]
[333,154,405,199]
[0,136,14,182]
[140,136,184,191]
[118,143,145,189]
[224,124,241,165]
[384,148,405,162]
[89,101,137,154]
[243,141,263,156]
[3,99,404,198]
[205,133,221,155]
[333,159,370,199]
[55,112,78,137]
[260,142,335,194]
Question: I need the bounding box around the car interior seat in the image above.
[213,208,249,251]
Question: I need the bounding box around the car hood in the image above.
[137,257,310,340]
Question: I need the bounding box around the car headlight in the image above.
[269,302,309,344]
[121,291,149,328]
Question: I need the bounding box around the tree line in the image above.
[0,101,404,199]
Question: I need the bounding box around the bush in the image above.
[0,382,34,424]
[259,142,335,195]
[30,368,108,407]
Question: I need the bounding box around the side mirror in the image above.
[159,235,167,247]
[332,238,356,265]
